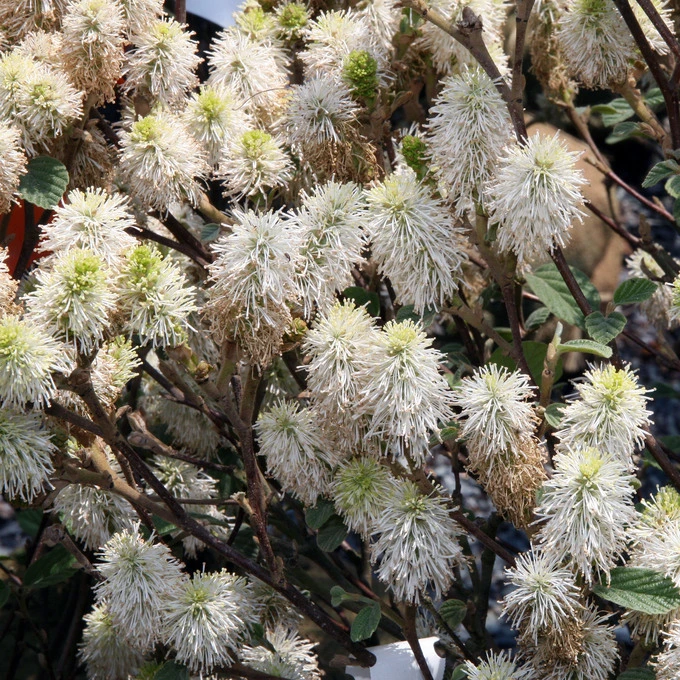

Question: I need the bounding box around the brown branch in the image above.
[645,433,680,491]
[403,604,435,680]
[125,225,210,269]
[174,0,186,23]
[510,0,535,141]
[633,0,680,66]
[157,211,214,264]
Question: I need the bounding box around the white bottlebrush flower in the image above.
[0,0,68,41]
[332,455,398,537]
[116,244,198,348]
[118,0,163,37]
[355,0,400,53]
[0,248,18,313]
[0,315,67,408]
[275,1,310,41]
[656,619,680,680]
[626,250,675,329]
[60,0,126,103]
[629,521,680,588]
[150,456,230,558]
[0,120,27,213]
[39,188,136,264]
[488,133,586,267]
[359,319,454,463]
[365,168,468,314]
[27,248,116,352]
[525,605,618,680]
[464,651,529,680]
[556,0,636,88]
[183,83,251,167]
[256,400,340,506]
[206,209,300,366]
[502,550,583,641]
[122,17,200,106]
[629,485,680,546]
[0,409,55,502]
[535,446,636,584]
[452,364,537,464]
[416,0,508,75]
[555,363,653,464]
[54,467,135,550]
[426,65,513,216]
[0,52,83,156]
[207,30,289,123]
[632,0,675,56]
[371,480,463,602]
[233,3,279,43]
[285,74,359,151]
[79,602,146,680]
[94,527,184,649]
[216,129,293,200]
[118,110,209,211]
[162,570,251,672]
[292,180,367,318]
[240,624,323,680]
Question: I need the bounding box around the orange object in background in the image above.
[3,201,47,275]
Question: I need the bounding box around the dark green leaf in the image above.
[395,304,437,327]
[350,604,381,641]
[331,585,351,607]
[606,121,644,144]
[592,98,634,126]
[439,599,467,628]
[585,311,626,344]
[342,286,380,318]
[0,580,9,609]
[674,198,680,226]
[200,223,221,242]
[525,263,600,329]
[652,383,680,399]
[666,174,680,199]
[440,423,459,441]
[557,339,613,358]
[614,278,659,305]
[617,669,656,680]
[305,500,336,530]
[151,515,177,535]
[489,341,563,386]
[544,403,566,428]
[645,87,664,110]
[451,666,470,680]
[642,160,680,188]
[16,508,42,538]
[316,515,348,552]
[23,545,78,589]
[153,661,190,680]
[18,156,69,209]
[525,306,551,330]
[593,567,680,614]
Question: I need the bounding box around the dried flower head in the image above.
[488,133,586,268]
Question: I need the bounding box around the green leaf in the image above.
[557,339,613,358]
[0,580,9,609]
[617,669,656,680]
[16,508,42,539]
[592,98,634,126]
[151,515,177,536]
[544,402,566,428]
[23,545,78,589]
[342,286,380,318]
[585,311,626,344]
[153,662,190,680]
[350,603,381,641]
[200,223,221,242]
[606,121,643,144]
[666,174,680,199]
[305,500,336,530]
[652,383,680,399]
[451,667,470,680]
[674,198,680,226]
[395,304,437,327]
[614,278,659,305]
[316,515,348,552]
[645,87,664,110]
[525,264,600,329]
[642,160,680,188]
[593,567,680,614]
[330,585,351,607]
[439,599,467,629]
[489,341,563,386]
[18,156,69,209]
[525,306,551,330]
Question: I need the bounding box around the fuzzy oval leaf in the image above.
[593,567,680,614]
[342,286,380,318]
[350,604,381,641]
[592,98,634,126]
[544,402,566,428]
[585,311,626,345]
[200,223,222,242]
[667,175,680,199]
[18,156,69,209]
[525,264,600,329]
[316,515,348,552]
[606,121,643,144]
[440,599,467,629]
[305,499,336,530]
[642,159,680,188]
[525,306,551,330]
[617,669,656,680]
[557,339,613,358]
[614,278,659,305]
[330,585,351,608]
[23,545,78,589]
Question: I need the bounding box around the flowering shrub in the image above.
[1,0,680,678]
